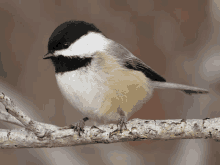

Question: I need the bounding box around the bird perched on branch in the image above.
[43,20,208,135]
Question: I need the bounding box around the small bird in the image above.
[43,20,208,135]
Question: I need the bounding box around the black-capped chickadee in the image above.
[43,20,208,135]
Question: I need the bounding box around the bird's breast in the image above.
[55,69,108,119]
[55,59,154,124]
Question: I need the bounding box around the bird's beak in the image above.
[43,52,54,59]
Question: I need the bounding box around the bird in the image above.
[43,20,209,135]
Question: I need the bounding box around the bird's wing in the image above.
[108,41,166,82]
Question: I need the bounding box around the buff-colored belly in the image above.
[99,68,153,123]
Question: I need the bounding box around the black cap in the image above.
[47,20,101,55]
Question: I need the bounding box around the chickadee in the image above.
[43,20,208,135]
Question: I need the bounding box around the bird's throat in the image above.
[50,55,92,74]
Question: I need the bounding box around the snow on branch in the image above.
[0,92,218,149]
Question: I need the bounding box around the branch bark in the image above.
[0,92,218,149]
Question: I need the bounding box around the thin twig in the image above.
[0,93,54,137]
[0,110,23,127]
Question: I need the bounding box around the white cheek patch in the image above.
[54,32,109,57]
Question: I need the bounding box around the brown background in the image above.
[0,0,219,164]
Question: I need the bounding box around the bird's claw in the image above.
[117,116,127,133]
[60,117,89,136]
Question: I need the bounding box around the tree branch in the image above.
[0,110,24,127]
[0,92,218,149]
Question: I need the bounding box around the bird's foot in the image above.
[59,117,89,136]
[109,116,128,137]
[117,116,127,133]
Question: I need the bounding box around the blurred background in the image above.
[0,0,219,164]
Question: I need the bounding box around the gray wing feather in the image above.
[107,41,166,82]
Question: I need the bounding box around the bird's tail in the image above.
[152,82,209,95]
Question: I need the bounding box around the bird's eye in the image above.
[63,42,70,49]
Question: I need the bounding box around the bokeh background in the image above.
[0,0,219,164]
